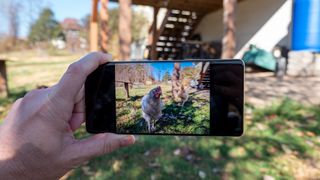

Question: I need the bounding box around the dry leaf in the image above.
[112,160,122,172]
[198,170,206,179]
[263,175,275,180]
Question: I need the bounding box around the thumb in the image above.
[64,133,135,164]
[53,52,112,102]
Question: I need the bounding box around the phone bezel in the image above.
[85,59,245,136]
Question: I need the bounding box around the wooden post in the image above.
[100,0,109,53]
[150,7,159,60]
[0,60,8,97]
[119,0,132,60]
[172,63,181,102]
[222,0,237,59]
[124,82,130,98]
[90,0,99,52]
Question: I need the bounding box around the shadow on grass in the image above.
[116,93,210,134]
[117,95,144,102]
[130,95,144,101]
[156,101,207,134]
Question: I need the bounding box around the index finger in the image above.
[54,52,112,101]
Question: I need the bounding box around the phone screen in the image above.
[85,60,244,136]
[115,62,210,134]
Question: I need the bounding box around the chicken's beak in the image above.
[153,86,162,98]
[156,90,162,98]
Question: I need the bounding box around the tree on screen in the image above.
[162,71,171,82]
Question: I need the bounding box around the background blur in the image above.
[0,0,319,179]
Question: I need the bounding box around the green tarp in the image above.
[242,45,276,71]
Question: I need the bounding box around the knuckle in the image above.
[89,51,103,58]
[102,141,111,154]
[23,89,38,100]
[88,52,111,62]
[67,62,83,75]
[11,97,23,108]
[14,97,23,104]
[102,140,118,154]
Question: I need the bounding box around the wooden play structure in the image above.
[90,0,238,60]
[90,0,239,90]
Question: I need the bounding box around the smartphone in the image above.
[85,59,244,136]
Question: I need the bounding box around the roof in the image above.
[61,18,81,31]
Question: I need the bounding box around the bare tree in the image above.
[116,64,151,98]
[7,0,22,46]
[1,0,44,47]
[25,0,45,25]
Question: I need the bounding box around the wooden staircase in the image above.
[153,9,206,60]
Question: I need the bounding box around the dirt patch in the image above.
[245,72,320,107]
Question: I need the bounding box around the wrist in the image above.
[0,153,26,179]
[0,126,26,179]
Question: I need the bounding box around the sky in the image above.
[150,62,194,81]
[0,0,118,38]
[44,0,118,21]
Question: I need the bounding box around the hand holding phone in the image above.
[85,59,244,136]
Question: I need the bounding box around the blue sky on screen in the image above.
[0,0,118,37]
[150,62,195,81]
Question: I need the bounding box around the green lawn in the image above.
[70,99,320,179]
[0,50,80,120]
[116,83,210,134]
[0,51,319,179]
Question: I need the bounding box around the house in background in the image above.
[195,0,291,59]
[61,18,87,52]
[193,0,319,76]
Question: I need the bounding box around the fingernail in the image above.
[122,135,135,145]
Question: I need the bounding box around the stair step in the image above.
[150,8,207,60]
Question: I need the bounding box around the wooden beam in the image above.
[90,0,99,51]
[119,0,132,60]
[150,7,159,60]
[111,0,222,12]
[222,0,236,59]
[100,0,109,53]
[0,60,8,97]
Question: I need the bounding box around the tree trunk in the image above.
[222,0,237,59]
[172,63,181,102]
[119,0,132,60]
[100,0,109,53]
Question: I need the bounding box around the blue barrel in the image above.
[292,0,320,52]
